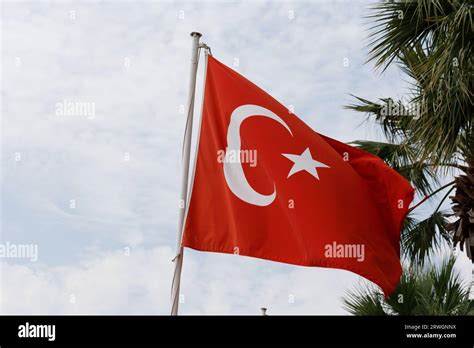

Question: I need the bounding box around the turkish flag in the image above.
[182,55,414,296]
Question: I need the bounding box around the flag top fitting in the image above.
[199,43,212,56]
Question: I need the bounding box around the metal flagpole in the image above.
[171,31,202,316]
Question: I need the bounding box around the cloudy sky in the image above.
[1,0,471,314]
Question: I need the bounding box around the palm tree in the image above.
[342,0,473,314]
[344,257,474,315]
[346,0,473,262]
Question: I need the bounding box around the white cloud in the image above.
[0,245,359,314]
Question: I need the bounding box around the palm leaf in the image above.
[401,211,451,266]
[362,0,473,164]
[343,255,472,315]
[345,97,413,141]
[342,286,386,316]
[385,273,420,315]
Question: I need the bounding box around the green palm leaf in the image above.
[401,211,451,266]
[363,0,473,164]
[343,256,473,315]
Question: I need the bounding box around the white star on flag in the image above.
[282,147,330,180]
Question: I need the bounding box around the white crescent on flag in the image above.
[223,104,293,206]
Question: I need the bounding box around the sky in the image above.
[0,0,471,315]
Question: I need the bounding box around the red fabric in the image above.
[182,55,414,296]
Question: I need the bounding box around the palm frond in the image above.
[345,96,413,141]
[401,211,451,266]
[343,255,472,315]
[417,256,472,314]
[363,0,473,164]
[342,286,386,316]
[385,273,420,315]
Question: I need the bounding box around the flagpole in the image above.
[171,31,202,316]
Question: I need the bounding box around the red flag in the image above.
[182,55,414,296]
